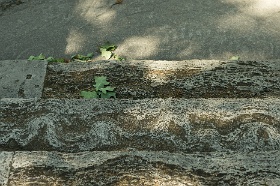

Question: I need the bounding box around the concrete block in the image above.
[0,152,13,186]
[0,60,47,99]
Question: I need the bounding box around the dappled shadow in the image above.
[1,1,280,183]
[0,0,280,60]
[42,60,280,99]
[0,0,23,14]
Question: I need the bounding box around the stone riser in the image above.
[1,60,280,100]
[1,150,280,185]
[44,60,280,99]
[1,98,280,152]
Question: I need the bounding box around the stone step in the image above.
[44,60,280,99]
[1,60,280,185]
[1,150,280,185]
[1,60,279,100]
[1,98,280,152]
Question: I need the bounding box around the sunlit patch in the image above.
[248,0,280,16]
[223,0,280,17]
[217,0,280,36]
[65,29,85,54]
[75,0,116,24]
[214,50,269,61]
[117,36,160,58]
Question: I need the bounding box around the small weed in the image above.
[28,43,124,63]
[71,53,93,61]
[229,56,240,61]
[100,42,125,61]
[80,76,116,99]
[28,53,68,62]
[28,53,46,60]
[47,57,69,63]
[28,52,94,63]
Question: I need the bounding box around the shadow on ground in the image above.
[1,0,280,60]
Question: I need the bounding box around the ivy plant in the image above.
[28,52,94,63]
[100,43,125,61]
[81,76,116,99]
[46,57,68,63]
[28,54,67,62]
[71,53,93,61]
[28,53,46,60]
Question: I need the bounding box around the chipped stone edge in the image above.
[0,152,14,186]
[11,150,280,171]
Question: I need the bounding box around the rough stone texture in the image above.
[1,98,280,152]
[0,0,23,16]
[1,59,280,185]
[0,152,13,186]
[0,60,47,99]
[43,60,280,99]
[6,150,280,185]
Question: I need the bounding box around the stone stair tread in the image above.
[1,98,280,152]
[1,150,280,185]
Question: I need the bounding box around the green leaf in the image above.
[86,53,93,58]
[229,56,240,61]
[28,56,35,60]
[28,54,46,60]
[71,53,93,61]
[113,54,125,61]
[94,76,110,91]
[100,48,112,60]
[47,57,55,62]
[100,43,117,51]
[80,75,116,99]
[71,54,79,60]
[99,86,115,94]
[80,91,98,99]
[56,58,65,63]
[100,91,116,99]
[38,53,45,60]
[47,57,65,63]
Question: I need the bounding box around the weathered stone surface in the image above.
[0,152,13,186]
[1,98,280,152]
[43,60,280,99]
[0,60,47,99]
[1,59,280,185]
[6,150,280,185]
